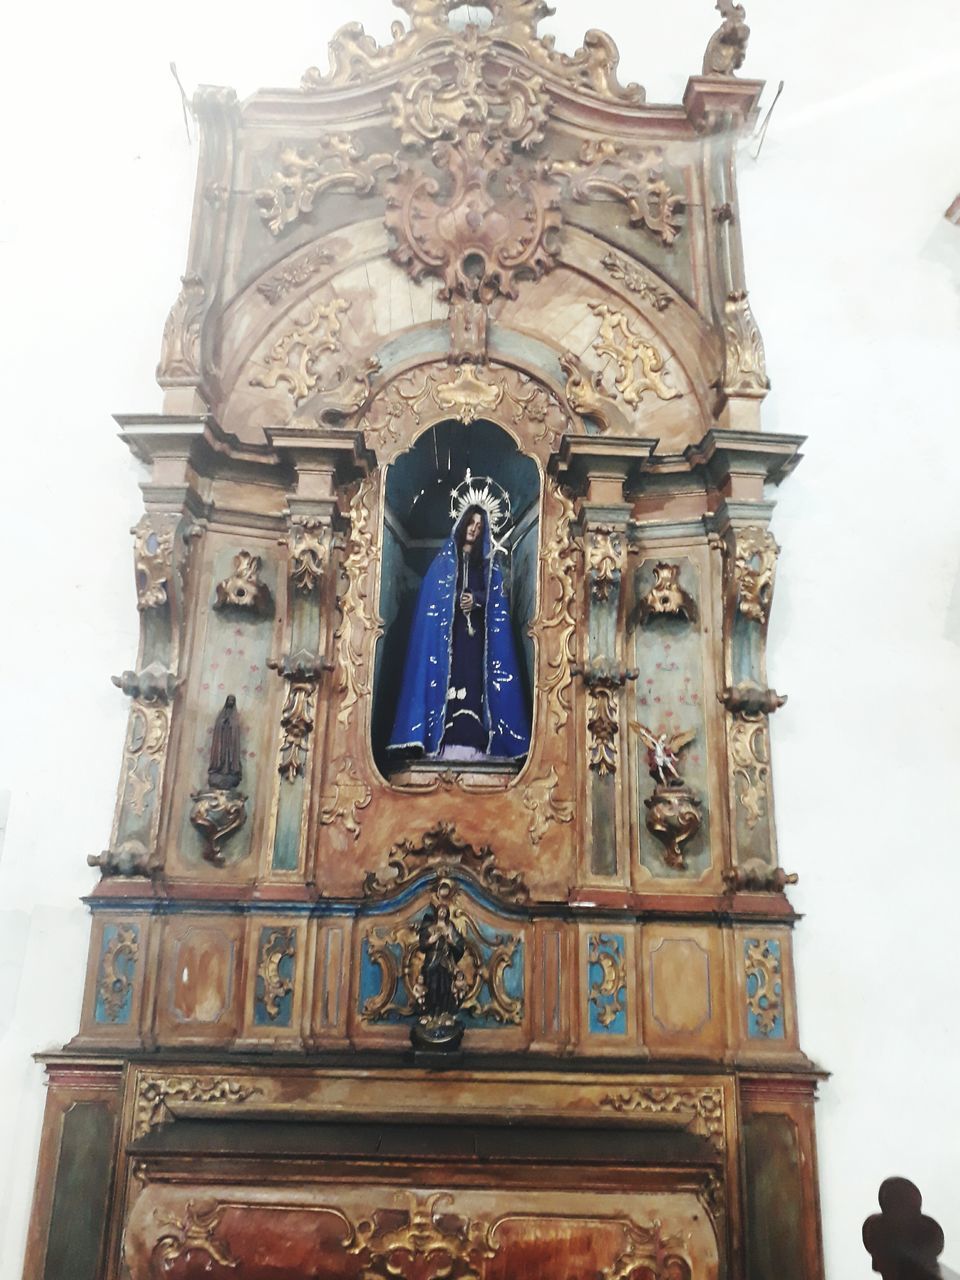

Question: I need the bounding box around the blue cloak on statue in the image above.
[388,507,530,760]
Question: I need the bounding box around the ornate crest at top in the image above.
[302,0,645,103]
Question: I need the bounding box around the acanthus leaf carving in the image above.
[576,659,638,777]
[522,765,575,845]
[600,251,674,311]
[156,273,206,383]
[134,1075,261,1139]
[591,303,681,407]
[334,476,382,727]
[347,1192,500,1279]
[729,526,778,624]
[531,478,579,731]
[269,651,330,783]
[362,821,529,904]
[598,1084,726,1151]
[319,756,373,839]
[285,518,331,594]
[256,135,396,236]
[550,142,684,247]
[304,1,644,105]
[154,1202,237,1272]
[249,298,351,408]
[722,290,769,397]
[586,525,624,602]
[257,245,335,304]
[560,350,614,431]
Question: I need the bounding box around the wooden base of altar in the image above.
[24,1053,824,1280]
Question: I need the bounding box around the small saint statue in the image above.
[208,694,242,790]
[411,903,468,1052]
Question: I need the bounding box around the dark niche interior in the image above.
[372,418,540,772]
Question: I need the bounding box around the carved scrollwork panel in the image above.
[587,932,628,1033]
[598,1084,726,1151]
[531,479,579,732]
[334,475,383,728]
[362,822,529,904]
[153,1202,237,1271]
[744,936,785,1039]
[522,766,575,846]
[360,887,524,1029]
[94,924,139,1024]
[729,526,778,625]
[348,1193,500,1279]
[133,1075,261,1139]
[590,304,681,407]
[256,135,396,236]
[132,515,177,611]
[249,298,351,408]
[550,142,684,246]
[319,757,373,839]
[156,274,206,384]
[255,927,297,1026]
[729,713,770,830]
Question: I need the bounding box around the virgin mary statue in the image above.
[387,496,530,763]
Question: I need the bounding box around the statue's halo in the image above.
[449,472,512,554]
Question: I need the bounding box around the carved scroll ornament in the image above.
[362,885,522,1027]
[587,933,627,1028]
[156,274,205,383]
[319,757,372,839]
[702,0,751,76]
[269,651,329,782]
[599,1084,725,1151]
[531,479,579,731]
[577,660,638,777]
[550,141,684,247]
[634,562,697,626]
[303,0,645,105]
[362,822,529,904]
[347,1193,500,1280]
[249,298,350,407]
[522,766,575,845]
[334,476,382,727]
[286,518,330,593]
[600,251,674,311]
[730,526,778,624]
[744,937,783,1036]
[591,303,681,407]
[154,1202,237,1272]
[134,1075,260,1138]
[256,135,396,236]
[384,32,562,302]
[97,925,139,1021]
[132,516,175,611]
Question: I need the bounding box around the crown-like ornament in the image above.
[449,472,512,554]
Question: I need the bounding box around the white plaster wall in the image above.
[1,2,958,1275]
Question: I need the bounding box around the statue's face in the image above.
[463,511,483,546]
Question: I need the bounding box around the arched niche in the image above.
[372,418,540,775]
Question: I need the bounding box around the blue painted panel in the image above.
[745,937,785,1040]
[587,932,627,1035]
[93,924,139,1025]
[254,927,296,1027]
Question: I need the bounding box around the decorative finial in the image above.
[702,0,750,77]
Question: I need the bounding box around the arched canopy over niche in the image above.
[373,419,539,773]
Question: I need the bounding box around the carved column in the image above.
[267,427,372,883]
[90,418,206,878]
[557,437,654,883]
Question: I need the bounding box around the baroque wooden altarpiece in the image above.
[24,3,824,1277]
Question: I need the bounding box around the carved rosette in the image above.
[214,550,272,614]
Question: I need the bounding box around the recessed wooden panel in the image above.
[643,926,724,1057]
[155,920,242,1044]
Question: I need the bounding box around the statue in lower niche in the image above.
[190,694,247,865]
[388,481,530,765]
[411,903,468,1052]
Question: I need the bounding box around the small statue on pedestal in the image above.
[632,722,702,870]
[411,903,468,1053]
[190,695,247,864]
